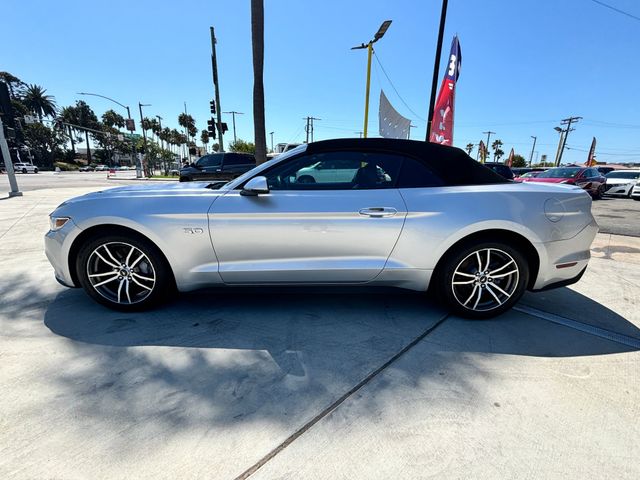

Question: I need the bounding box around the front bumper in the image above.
[44,219,82,288]
[532,219,598,290]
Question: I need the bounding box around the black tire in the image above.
[22,168,27,174]
[593,185,604,200]
[76,233,175,311]
[34,168,38,174]
[434,240,529,320]
[179,176,191,182]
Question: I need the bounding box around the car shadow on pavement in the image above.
[44,285,639,359]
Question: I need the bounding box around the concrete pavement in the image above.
[1,184,639,479]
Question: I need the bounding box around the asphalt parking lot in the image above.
[1,175,639,479]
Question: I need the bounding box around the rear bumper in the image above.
[532,219,598,290]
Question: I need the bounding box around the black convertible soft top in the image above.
[306,138,508,186]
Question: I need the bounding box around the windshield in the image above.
[536,167,581,179]
[606,171,640,179]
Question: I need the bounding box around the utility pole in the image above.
[210,27,224,152]
[223,111,244,144]
[425,0,449,141]
[355,131,363,138]
[0,116,22,197]
[269,131,274,152]
[408,124,416,139]
[156,115,163,149]
[529,135,537,167]
[483,131,496,150]
[556,116,581,166]
[138,102,151,177]
[304,116,321,143]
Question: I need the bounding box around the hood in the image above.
[58,181,226,208]
[605,177,636,185]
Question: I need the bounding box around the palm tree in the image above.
[22,84,57,121]
[251,0,267,164]
[465,143,474,156]
[200,130,210,153]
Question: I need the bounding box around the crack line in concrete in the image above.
[233,313,450,480]
[515,305,640,349]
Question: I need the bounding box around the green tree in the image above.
[102,109,125,129]
[465,143,474,155]
[23,122,64,167]
[251,0,267,164]
[22,84,57,121]
[511,154,527,168]
[62,101,99,162]
[491,139,504,162]
[200,130,210,152]
[178,113,196,142]
[229,139,256,154]
[0,71,25,98]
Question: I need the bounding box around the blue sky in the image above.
[4,0,640,164]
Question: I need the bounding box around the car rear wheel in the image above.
[22,168,27,174]
[76,234,174,311]
[436,241,529,319]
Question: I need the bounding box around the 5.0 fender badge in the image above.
[183,227,204,234]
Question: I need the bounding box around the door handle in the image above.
[359,207,397,217]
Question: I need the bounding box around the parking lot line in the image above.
[515,305,640,349]
[233,313,450,480]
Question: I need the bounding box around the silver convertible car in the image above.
[45,139,598,319]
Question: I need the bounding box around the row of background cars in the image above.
[485,163,640,201]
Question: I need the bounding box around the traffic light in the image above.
[221,122,228,134]
[207,118,216,139]
[210,100,216,115]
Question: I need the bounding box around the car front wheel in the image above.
[436,241,529,319]
[76,234,174,311]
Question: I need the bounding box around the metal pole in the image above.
[363,43,373,138]
[426,0,449,141]
[554,130,565,167]
[557,116,581,166]
[0,117,22,197]
[529,136,537,167]
[483,131,495,149]
[138,103,148,178]
[269,131,274,152]
[305,117,310,143]
[210,27,224,152]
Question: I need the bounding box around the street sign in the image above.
[125,118,136,131]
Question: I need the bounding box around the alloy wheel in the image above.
[86,242,156,305]
[451,247,519,312]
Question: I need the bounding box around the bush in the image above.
[53,161,80,171]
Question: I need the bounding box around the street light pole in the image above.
[352,20,392,138]
[0,116,22,197]
[223,111,244,144]
[210,27,225,152]
[269,131,274,152]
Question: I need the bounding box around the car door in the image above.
[208,150,408,284]
[194,154,224,180]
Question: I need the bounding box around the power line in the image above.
[588,0,640,22]
[372,51,426,122]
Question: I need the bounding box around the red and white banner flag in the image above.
[586,137,597,166]
[506,148,515,167]
[429,36,462,146]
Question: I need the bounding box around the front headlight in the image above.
[50,216,70,231]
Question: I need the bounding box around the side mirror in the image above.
[241,176,270,196]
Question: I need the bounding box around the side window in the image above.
[196,154,223,168]
[225,153,256,166]
[263,151,402,190]
[396,157,444,188]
